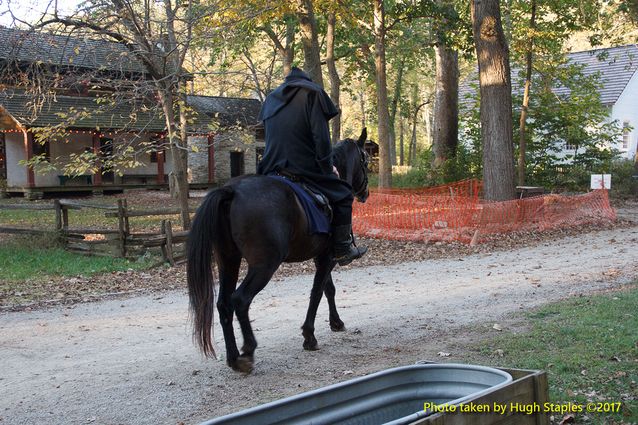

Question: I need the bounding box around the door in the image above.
[230,151,245,178]
[0,133,6,182]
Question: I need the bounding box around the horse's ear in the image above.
[357,127,367,148]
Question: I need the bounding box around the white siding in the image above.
[610,69,638,161]
[5,131,172,188]
[6,133,26,187]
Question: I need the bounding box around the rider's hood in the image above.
[258,67,339,121]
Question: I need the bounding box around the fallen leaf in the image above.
[559,414,575,425]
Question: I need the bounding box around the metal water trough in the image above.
[201,364,525,425]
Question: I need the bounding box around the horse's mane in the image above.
[332,139,353,165]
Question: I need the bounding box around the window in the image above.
[565,141,577,151]
[33,140,51,161]
[622,121,630,150]
[256,147,265,164]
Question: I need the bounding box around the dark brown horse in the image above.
[187,129,369,373]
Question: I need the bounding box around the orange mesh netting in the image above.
[353,180,616,244]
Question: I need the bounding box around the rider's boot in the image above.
[333,224,367,266]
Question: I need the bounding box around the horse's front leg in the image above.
[302,255,333,350]
[324,273,346,332]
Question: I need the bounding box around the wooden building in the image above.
[0,26,262,199]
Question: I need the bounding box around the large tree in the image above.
[432,0,460,169]
[294,0,324,86]
[29,0,217,228]
[471,0,516,201]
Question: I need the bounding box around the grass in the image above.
[0,235,151,281]
[0,194,201,232]
[473,284,638,424]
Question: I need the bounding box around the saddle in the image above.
[268,171,333,235]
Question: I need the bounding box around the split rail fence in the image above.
[0,178,619,264]
[0,199,196,265]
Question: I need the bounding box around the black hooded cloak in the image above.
[257,67,353,203]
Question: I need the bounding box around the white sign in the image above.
[590,174,611,190]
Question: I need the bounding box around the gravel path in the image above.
[1,224,637,425]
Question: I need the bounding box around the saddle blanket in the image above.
[268,175,330,235]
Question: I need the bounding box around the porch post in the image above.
[23,130,35,188]
[157,134,165,184]
[92,131,102,186]
[207,134,215,184]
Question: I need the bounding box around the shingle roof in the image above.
[0,90,261,132]
[0,26,147,75]
[187,95,261,127]
[556,45,638,105]
[0,89,167,131]
[460,44,638,107]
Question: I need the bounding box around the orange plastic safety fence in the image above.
[353,182,615,244]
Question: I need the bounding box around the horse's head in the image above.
[334,128,370,203]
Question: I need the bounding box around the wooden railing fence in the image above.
[0,200,199,265]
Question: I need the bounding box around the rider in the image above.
[257,67,367,266]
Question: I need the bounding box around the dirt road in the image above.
[1,223,637,425]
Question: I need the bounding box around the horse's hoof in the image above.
[303,337,319,351]
[330,320,346,332]
[231,355,254,374]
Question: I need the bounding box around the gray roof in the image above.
[0,90,261,132]
[0,26,147,75]
[460,44,638,106]
[0,89,167,131]
[187,95,261,127]
[556,45,638,105]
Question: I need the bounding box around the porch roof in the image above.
[0,90,168,131]
[0,90,261,133]
[0,89,222,132]
[187,95,261,127]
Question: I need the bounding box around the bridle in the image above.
[352,144,369,202]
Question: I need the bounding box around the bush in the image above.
[609,159,638,198]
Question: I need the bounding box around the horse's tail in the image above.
[187,186,234,358]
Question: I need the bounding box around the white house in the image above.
[558,45,638,161]
[459,44,638,163]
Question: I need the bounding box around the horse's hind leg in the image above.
[216,256,241,370]
[324,274,346,332]
[231,264,278,373]
[302,255,333,350]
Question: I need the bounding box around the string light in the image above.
[0,129,215,137]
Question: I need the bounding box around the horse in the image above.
[187,129,370,373]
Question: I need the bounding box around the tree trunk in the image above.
[262,19,295,78]
[409,102,428,166]
[388,58,405,166]
[517,0,536,186]
[432,44,459,167]
[399,115,405,166]
[326,12,341,143]
[284,17,295,76]
[471,0,516,201]
[373,0,392,188]
[295,0,323,87]
[158,88,191,230]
